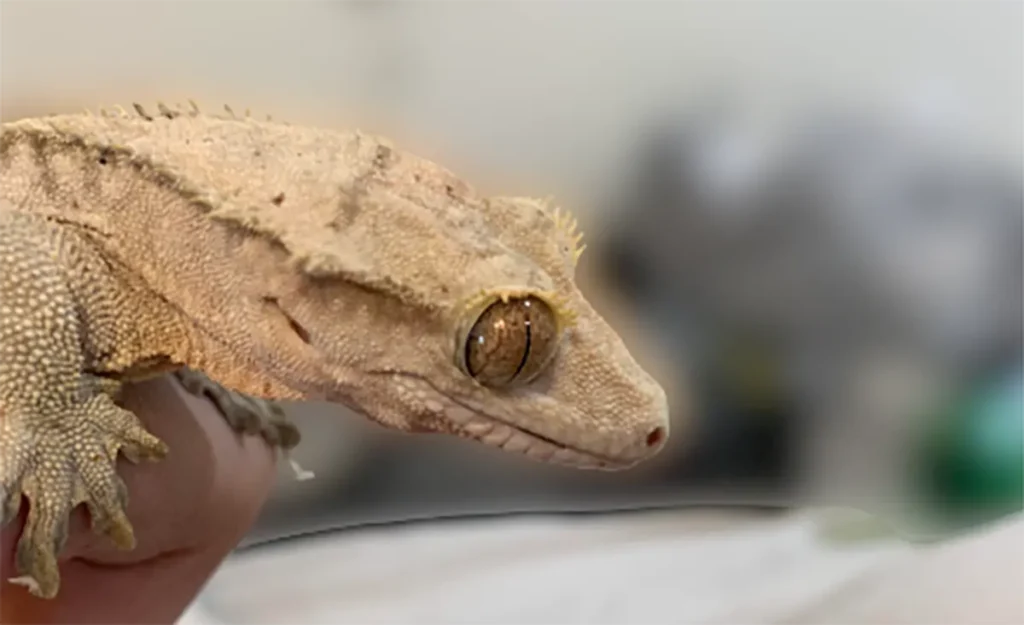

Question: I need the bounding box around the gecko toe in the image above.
[79,394,164,548]
[96,400,170,463]
[13,482,72,600]
[82,477,134,550]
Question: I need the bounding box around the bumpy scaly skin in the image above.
[0,102,671,599]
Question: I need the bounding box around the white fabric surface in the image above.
[181,510,1024,624]
[176,508,929,622]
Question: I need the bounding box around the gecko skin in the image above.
[0,102,670,599]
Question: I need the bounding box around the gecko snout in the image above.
[629,384,671,460]
[631,420,669,461]
[598,421,669,469]
[609,426,667,465]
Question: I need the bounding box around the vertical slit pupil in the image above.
[513,317,532,380]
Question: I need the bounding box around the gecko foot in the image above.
[173,368,301,451]
[0,394,168,599]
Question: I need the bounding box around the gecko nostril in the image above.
[645,426,666,448]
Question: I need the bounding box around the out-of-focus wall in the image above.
[3,0,1021,202]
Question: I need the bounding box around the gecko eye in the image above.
[459,295,560,388]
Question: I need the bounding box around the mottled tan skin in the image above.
[0,102,670,599]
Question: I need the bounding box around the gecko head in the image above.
[274,191,673,471]
[240,143,672,470]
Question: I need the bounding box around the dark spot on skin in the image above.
[271,192,285,206]
[413,173,422,183]
[254,149,262,157]
[261,296,313,346]
[445,184,457,198]
[0,131,16,165]
[27,133,60,197]
[343,203,360,229]
[290,320,313,346]
[333,186,362,229]
[95,146,114,165]
[373,145,393,170]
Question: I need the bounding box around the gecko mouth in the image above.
[385,373,638,471]
[453,412,633,470]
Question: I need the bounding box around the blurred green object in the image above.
[920,366,1023,533]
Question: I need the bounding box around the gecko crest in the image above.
[547,198,587,266]
[96,101,280,124]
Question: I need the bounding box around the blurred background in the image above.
[2,1,1021,622]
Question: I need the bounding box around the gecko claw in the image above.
[7,574,43,597]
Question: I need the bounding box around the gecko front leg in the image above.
[0,212,168,599]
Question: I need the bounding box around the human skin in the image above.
[1,376,279,624]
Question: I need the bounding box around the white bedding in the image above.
[181,510,1023,624]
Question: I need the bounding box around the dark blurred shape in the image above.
[598,99,800,493]
[598,95,1022,526]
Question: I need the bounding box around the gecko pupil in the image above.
[463,295,558,387]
